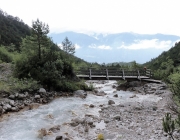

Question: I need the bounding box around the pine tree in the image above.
[31,19,49,59]
[61,37,75,55]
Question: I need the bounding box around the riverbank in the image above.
[0,80,179,140]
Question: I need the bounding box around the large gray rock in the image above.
[94,91,107,96]
[35,95,41,99]
[73,90,87,98]
[18,94,25,99]
[108,100,115,105]
[9,95,15,99]
[49,125,60,133]
[9,100,15,106]
[11,107,19,112]
[39,88,46,93]
[55,136,63,140]
[3,104,11,111]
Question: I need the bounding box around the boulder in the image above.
[113,94,118,97]
[73,90,87,98]
[35,95,41,99]
[49,125,60,133]
[29,103,41,110]
[130,94,136,98]
[39,88,46,93]
[9,100,15,106]
[9,95,15,99]
[89,104,95,108]
[108,100,115,105]
[55,136,63,140]
[15,93,19,97]
[113,115,121,121]
[94,91,107,96]
[4,104,11,110]
[11,107,19,112]
[71,118,84,125]
[18,94,25,99]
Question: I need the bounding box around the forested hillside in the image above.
[144,41,180,81]
[0,10,97,92]
[0,9,31,51]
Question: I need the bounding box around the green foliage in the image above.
[0,77,40,93]
[31,19,49,59]
[168,73,180,97]
[0,46,13,63]
[54,80,93,92]
[61,37,75,55]
[97,134,104,140]
[9,77,40,92]
[175,115,180,128]
[162,113,175,140]
[0,9,30,51]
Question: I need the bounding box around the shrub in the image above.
[0,46,13,63]
[97,134,104,140]
[162,113,175,140]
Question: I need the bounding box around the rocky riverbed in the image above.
[0,80,179,140]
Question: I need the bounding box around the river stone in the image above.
[9,100,15,106]
[55,136,63,140]
[39,88,46,93]
[18,94,25,99]
[113,115,121,121]
[70,122,79,127]
[49,125,60,133]
[35,95,41,99]
[89,104,95,108]
[9,95,15,99]
[113,94,118,97]
[11,107,19,112]
[108,100,115,105]
[73,90,87,98]
[29,103,41,110]
[0,106,3,115]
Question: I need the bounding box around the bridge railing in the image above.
[75,68,152,79]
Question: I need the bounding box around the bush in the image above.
[0,46,13,63]
[9,77,40,92]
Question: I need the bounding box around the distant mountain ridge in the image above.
[49,31,180,64]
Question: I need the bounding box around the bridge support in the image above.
[122,69,125,80]
[106,69,109,80]
[89,69,91,79]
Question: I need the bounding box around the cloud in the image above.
[117,39,173,50]
[97,45,112,50]
[75,44,81,49]
[58,43,81,50]
[89,44,112,50]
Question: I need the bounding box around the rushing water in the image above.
[0,81,136,140]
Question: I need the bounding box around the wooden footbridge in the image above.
[75,68,153,81]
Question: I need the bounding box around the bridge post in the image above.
[106,69,109,80]
[137,70,141,80]
[89,69,91,79]
[122,69,125,80]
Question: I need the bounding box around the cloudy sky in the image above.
[1,0,180,36]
